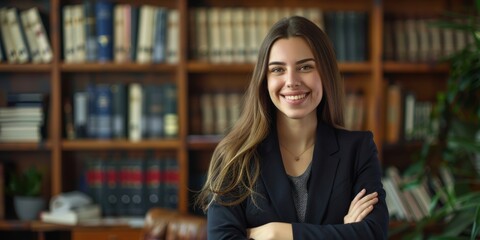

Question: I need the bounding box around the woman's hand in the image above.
[344,189,378,223]
[247,222,293,240]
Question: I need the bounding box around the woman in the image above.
[196,16,388,239]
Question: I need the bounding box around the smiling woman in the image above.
[196,16,388,240]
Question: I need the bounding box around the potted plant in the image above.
[6,166,46,221]
[399,1,480,239]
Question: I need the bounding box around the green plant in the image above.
[399,1,480,239]
[7,166,43,197]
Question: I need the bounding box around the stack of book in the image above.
[0,92,47,142]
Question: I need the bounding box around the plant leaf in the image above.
[471,206,480,240]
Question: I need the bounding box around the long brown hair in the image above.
[196,16,345,211]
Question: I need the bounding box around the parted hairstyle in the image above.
[196,16,345,211]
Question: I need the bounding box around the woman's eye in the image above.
[299,65,314,71]
[269,67,284,73]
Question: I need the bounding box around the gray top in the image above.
[287,162,312,222]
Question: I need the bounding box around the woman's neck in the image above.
[276,112,317,148]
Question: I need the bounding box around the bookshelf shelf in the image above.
[0,64,52,72]
[338,62,373,73]
[187,62,254,73]
[60,63,178,73]
[0,142,52,151]
[383,62,450,73]
[61,139,181,150]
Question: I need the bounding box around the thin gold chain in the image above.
[280,143,315,161]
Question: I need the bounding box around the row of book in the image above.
[0,92,48,142]
[63,1,179,64]
[67,82,178,141]
[383,166,454,221]
[189,8,367,63]
[344,91,365,131]
[0,7,52,63]
[385,83,437,144]
[82,155,179,217]
[384,16,474,63]
[195,92,242,136]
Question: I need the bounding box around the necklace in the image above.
[280,143,315,161]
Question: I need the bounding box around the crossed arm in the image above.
[246,189,379,240]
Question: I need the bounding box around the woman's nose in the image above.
[285,71,301,88]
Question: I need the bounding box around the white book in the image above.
[136,5,155,63]
[257,8,269,46]
[382,178,402,219]
[442,27,455,57]
[114,4,127,63]
[71,4,86,62]
[231,8,246,63]
[428,18,442,61]
[0,8,17,63]
[40,204,101,225]
[194,8,209,61]
[7,8,29,63]
[63,5,74,63]
[214,93,228,134]
[405,18,418,62]
[200,93,214,135]
[394,18,407,62]
[227,92,241,128]
[20,10,41,63]
[220,8,233,63]
[25,7,52,63]
[166,9,179,64]
[208,8,221,63]
[245,9,259,63]
[416,18,429,62]
[128,83,143,141]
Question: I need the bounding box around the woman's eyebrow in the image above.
[268,58,316,66]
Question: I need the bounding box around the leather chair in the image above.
[143,208,207,240]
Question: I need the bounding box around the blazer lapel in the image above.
[305,122,340,223]
[259,131,298,222]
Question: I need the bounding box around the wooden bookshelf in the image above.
[0,0,462,238]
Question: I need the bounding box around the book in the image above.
[385,83,402,144]
[95,1,114,62]
[163,157,179,209]
[72,4,86,62]
[20,9,41,63]
[84,158,104,208]
[0,163,4,219]
[162,83,178,138]
[84,0,97,62]
[128,83,143,141]
[214,93,228,134]
[95,84,113,139]
[0,8,16,63]
[40,204,101,225]
[111,83,127,139]
[63,5,75,62]
[144,156,163,212]
[152,8,167,63]
[114,4,127,63]
[166,9,179,63]
[136,5,155,63]
[103,159,119,216]
[73,91,88,138]
[25,7,53,63]
[7,8,29,63]
[145,84,164,138]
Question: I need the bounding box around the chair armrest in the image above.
[143,208,207,240]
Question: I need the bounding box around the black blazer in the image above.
[207,122,389,239]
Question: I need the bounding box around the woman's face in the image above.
[267,37,323,120]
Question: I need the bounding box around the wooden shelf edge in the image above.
[0,141,52,151]
[0,64,52,72]
[383,62,450,73]
[61,139,181,150]
[60,62,178,72]
[187,135,221,150]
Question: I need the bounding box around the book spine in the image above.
[0,8,17,63]
[7,8,30,63]
[63,5,74,62]
[136,5,155,63]
[145,157,163,211]
[164,157,179,209]
[95,1,113,62]
[152,8,167,63]
[72,4,86,62]
[166,9,179,64]
[103,159,119,216]
[95,84,112,139]
[84,0,97,62]
[73,91,88,138]
[128,83,143,141]
[111,83,127,139]
[26,8,53,63]
[20,9,41,63]
[146,84,164,138]
[162,83,178,138]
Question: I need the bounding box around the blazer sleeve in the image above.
[207,200,248,240]
[291,132,389,240]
